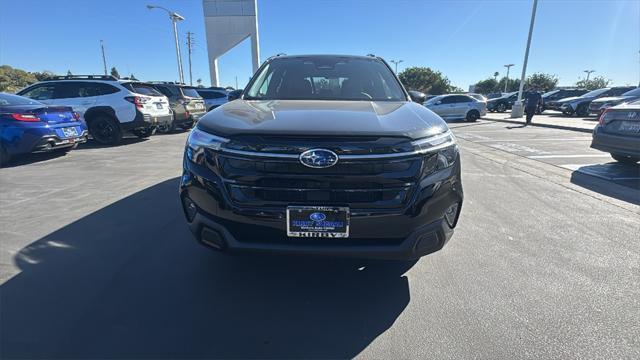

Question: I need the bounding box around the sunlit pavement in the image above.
[1,127,639,359]
[482,111,598,132]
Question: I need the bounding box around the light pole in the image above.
[147,4,185,84]
[503,64,514,93]
[511,0,539,119]
[100,40,108,76]
[390,59,403,74]
[583,69,595,82]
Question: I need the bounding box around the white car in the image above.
[17,75,172,145]
[425,94,487,122]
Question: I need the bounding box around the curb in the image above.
[484,117,594,134]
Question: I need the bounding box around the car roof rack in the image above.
[42,75,119,81]
[148,81,186,85]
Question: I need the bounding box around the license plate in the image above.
[156,103,163,109]
[61,127,78,138]
[619,121,640,133]
[287,206,350,238]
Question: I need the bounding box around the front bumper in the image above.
[179,156,463,260]
[591,125,640,158]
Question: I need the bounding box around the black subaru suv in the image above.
[179,54,463,260]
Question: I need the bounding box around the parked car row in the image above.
[545,86,637,116]
[0,75,229,166]
[424,93,487,122]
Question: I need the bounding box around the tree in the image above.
[576,75,611,90]
[196,78,203,87]
[493,72,499,81]
[129,73,138,81]
[398,67,459,95]
[110,67,120,79]
[66,70,72,76]
[31,70,55,81]
[474,78,499,94]
[524,72,558,92]
[0,65,38,92]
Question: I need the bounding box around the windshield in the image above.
[582,88,609,97]
[0,93,43,106]
[245,56,406,101]
[622,87,640,96]
[122,82,164,96]
[181,87,201,98]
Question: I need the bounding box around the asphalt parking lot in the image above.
[1,123,639,359]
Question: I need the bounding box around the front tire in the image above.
[611,153,640,165]
[576,103,589,117]
[466,109,480,122]
[496,103,506,113]
[88,115,122,145]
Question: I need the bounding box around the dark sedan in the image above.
[591,100,640,164]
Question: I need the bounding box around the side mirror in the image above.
[227,89,243,101]
[408,90,427,104]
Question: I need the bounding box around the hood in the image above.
[197,100,448,140]
[556,96,584,103]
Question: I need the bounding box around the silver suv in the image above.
[425,94,487,122]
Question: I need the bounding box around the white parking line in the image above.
[528,154,611,159]
[474,138,590,142]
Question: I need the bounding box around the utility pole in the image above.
[147,4,185,83]
[100,40,108,76]
[511,0,539,119]
[390,59,403,74]
[235,76,238,89]
[583,69,595,82]
[503,64,514,93]
[186,31,195,86]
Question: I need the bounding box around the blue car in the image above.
[0,92,87,166]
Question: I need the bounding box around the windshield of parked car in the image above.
[0,93,43,106]
[622,87,640,96]
[122,82,164,96]
[181,87,201,98]
[245,56,406,101]
[582,88,609,97]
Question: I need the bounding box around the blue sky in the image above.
[1,0,638,89]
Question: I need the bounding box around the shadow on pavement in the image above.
[0,178,413,359]
[1,149,71,168]
[570,164,640,205]
[74,137,147,150]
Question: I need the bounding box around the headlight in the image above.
[186,128,229,163]
[412,131,459,174]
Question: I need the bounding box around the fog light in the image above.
[444,203,459,227]
[182,196,197,222]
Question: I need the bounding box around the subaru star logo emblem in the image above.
[309,212,326,222]
[299,149,339,168]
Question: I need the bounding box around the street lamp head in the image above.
[172,12,185,21]
[146,4,155,10]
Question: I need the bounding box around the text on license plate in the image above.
[61,127,78,138]
[287,206,350,238]
[155,103,163,109]
[619,121,640,133]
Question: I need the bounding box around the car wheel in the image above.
[576,104,589,117]
[562,109,575,116]
[88,115,122,145]
[466,110,480,122]
[611,153,640,165]
[496,103,506,112]
[0,145,10,167]
[157,121,176,134]
[132,128,154,138]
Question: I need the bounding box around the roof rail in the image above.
[42,75,118,81]
[266,53,287,61]
[147,81,186,85]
